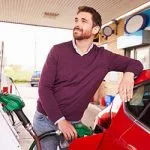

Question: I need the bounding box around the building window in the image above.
[127,46,150,69]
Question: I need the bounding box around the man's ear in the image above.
[92,26,100,35]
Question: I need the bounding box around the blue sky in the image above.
[0,22,72,70]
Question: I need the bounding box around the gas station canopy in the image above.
[0,0,150,29]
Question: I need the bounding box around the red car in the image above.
[69,69,150,150]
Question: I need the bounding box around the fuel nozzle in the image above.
[73,123,93,138]
[0,93,33,132]
[0,93,42,150]
[0,93,35,132]
[0,93,25,112]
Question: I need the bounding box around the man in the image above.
[33,6,143,150]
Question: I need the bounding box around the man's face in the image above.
[73,12,94,40]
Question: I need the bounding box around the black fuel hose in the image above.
[29,130,61,150]
[29,129,42,150]
[15,110,30,127]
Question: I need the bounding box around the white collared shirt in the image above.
[72,39,93,56]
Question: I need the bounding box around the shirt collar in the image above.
[72,39,93,56]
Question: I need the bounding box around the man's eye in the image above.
[82,20,87,23]
[75,20,78,23]
[75,18,78,23]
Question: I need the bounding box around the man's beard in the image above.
[73,27,92,40]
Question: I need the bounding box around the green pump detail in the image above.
[0,92,42,149]
[0,93,25,112]
[0,93,31,127]
[73,122,93,137]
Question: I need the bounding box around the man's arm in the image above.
[39,46,77,140]
[107,51,143,101]
[107,52,143,76]
[38,46,63,122]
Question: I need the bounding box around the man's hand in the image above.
[118,72,134,102]
[57,119,77,141]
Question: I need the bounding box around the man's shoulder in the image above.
[94,45,114,57]
[94,45,107,53]
[50,41,73,57]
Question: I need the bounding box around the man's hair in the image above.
[77,6,102,29]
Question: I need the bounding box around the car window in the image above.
[126,82,150,128]
[32,71,41,78]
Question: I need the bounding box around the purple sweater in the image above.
[37,41,143,123]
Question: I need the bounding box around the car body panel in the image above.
[69,133,103,150]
